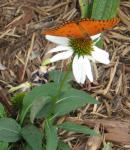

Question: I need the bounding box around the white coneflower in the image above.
[44,34,110,84]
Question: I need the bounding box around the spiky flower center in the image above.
[69,38,93,56]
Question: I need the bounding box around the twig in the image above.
[21,32,36,81]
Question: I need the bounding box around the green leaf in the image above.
[0,103,6,118]
[36,102,52,119]
[49,70,73,84]
[49,70,73,91]
[91,0,120,20]
[24,144,33,150]
[54,89,99,116]
[20,83,59,124]
[12,92,26,110]
[95,39,104,49]
[0,118,21,142]
[21,125,42,150]
[58,140,70,150]
[79,0,93,18]
[0,141,8,150]
[58,122,98,136]
[102,142,111,150]
[30,96,50,123]
[45,120,58,150]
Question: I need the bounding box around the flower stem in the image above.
[48,64,72,120]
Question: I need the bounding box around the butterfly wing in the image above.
[42,18,119,38]
[42,22,83,38]
[79,18,120,36]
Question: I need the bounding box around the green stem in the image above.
[55,70,70,100]
[48,64,72,121]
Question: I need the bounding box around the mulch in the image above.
[0,0,130,149]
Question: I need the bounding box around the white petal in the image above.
[91,33,101,41]
[87,56,95,62]
[72,55,93,84]
[45,35,70,46]
[84,56,93,82]
[72,55,84,84]
[92,46,110,64]
[48,45,73,53]
[50,51,73,63]
[80,57,88,83]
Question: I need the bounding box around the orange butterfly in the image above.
[42,18,119,38]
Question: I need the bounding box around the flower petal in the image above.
[92,46,110,64]
[72,55,93,84]
[48,45,73,53]
[91,33,101,41]
[83,56,93,82]
[45,35,70,46]
[50,51,73,63]
[80,57,88,84]
[72,55,84,84]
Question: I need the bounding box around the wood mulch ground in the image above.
[0,0,130,149]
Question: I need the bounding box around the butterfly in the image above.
[42,18,119,38]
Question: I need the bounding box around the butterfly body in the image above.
[42,18,119,38]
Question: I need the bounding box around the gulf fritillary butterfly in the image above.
[42,18,119,38]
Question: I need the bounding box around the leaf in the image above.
[21,125,42,150]
[58,140,70,150]
[102,142,111,150]
[30,96,50,123]
[79,0,93,18]
[12,92,26,110]
[0,118,21,142]
[58,122,98,136]
[36,102,52,119]
[49,70,73,91]
[45,120,58,150]
[49,70,73,84]
[91,0,120,19]
[24,144,33,150]
[0,103,6,118]
[20,83,59,124]
[0,141,8,150]
[54,89,99,116]
[95,38,104,49]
